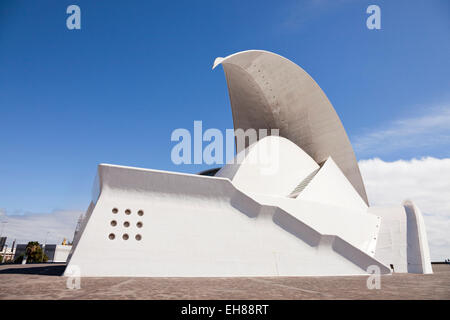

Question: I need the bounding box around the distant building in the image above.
[13,244,72,263]
[45,244,72,262]
[0,245,15,263]
[0,237,6,252]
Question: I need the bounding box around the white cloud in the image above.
[359,157,450,261]
[0,209,82,247]
[353,106,450,157]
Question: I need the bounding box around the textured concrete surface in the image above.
[214,50,368,203]
[0,263,449,300]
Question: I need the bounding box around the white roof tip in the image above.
[212,57,224,70]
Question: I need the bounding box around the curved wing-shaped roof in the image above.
[213,50,368,204]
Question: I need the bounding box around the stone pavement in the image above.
[0,263,449,300]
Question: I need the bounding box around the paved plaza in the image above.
[0,263,448,299]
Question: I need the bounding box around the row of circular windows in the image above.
[111,220,143,228]
[109,233,141,241]
[112,208,144,216]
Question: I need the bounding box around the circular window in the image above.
[112,208,118,214]
[109,233,115,240]
[123,221,130,228]
[122,234,129,240]
[110,220,117,227]
[137,210,144,216]
[136,221,143,228]
[135,234,142,241]
[125,209,131,215]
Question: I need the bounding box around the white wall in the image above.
[369,206,408,273]
[254,195,379,256]
[54,245,72,263]
[369,202,433,274]
[403,200,433,274]
[296,157,368,212]
[216,136,319,197]
[66,164,389,277]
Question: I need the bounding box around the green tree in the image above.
[14,254,24,264]
[25,241,48,263]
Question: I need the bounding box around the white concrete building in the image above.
[48,245,72,263]
[65,50,432,277]
[0,246,15,263]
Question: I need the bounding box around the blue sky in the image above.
[0,1,449,251]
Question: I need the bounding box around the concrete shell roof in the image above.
[213,50,368,204]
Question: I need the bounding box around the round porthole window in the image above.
[137,210,144,216]
[123,221,130,228]
[123,234,129,240]
[135,234,142,241]
[125,209,131,215]
[112,208,118,214]
[109,233,115,240]
[111,220,117,227]
[136,221,143,228]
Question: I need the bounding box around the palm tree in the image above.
[25,241,48,263]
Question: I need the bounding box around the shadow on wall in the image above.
[0,265,65,276]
